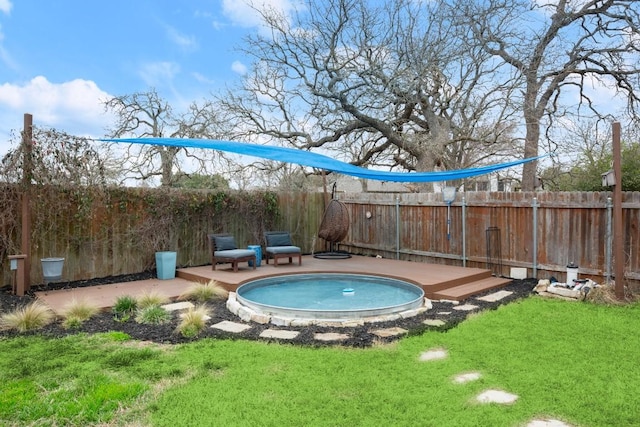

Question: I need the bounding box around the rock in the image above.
[534,280,549,293]
[546,286,580,299]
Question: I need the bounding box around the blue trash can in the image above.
[247,245,262,267]
[156,251,177,279]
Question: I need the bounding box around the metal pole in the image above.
[612,122,625,300]
[532,197,538,279]
[605,197,613,283]
[462,196,467,267]
[446,202,451,241]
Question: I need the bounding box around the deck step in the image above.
[429,276,512,301]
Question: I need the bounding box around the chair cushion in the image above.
[214,249,255,259]
[266,233,292,247]
[214,236,237,251]
[266,245,301,255]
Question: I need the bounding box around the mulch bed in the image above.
[0,272,536,348]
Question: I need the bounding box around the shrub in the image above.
[176,305,211,338]
[179,280,228,303]
[137,289,170,309]
[135,305,171,325]
[112,295,138,322]
[1,301,55,332]
[61,298,99,329]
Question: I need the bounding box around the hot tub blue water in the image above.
[236,273,425,320]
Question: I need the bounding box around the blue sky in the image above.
[0,0,294,156]
[0,0,629,163]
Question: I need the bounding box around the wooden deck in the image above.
[35,255,510,314]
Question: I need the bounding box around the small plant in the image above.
[1,301,55,332]
[137,289,170,309]
[176,305,211,338]
[135,305,171,325]
[61,298,99,329]
[179,280,228,303]
[112,295,138,322]
[62,316,83,330]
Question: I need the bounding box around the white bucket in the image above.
[41,257,64,283]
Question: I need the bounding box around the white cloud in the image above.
[0,0,12,14]
[138,61,181,87]
[192,71,215,84]
[231,60,247,75]
[165,25,198,51]
[0,76,114,154]
[221,0,299,29]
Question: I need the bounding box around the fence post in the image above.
[462,196,467,267]
[532,197,538,279]
[395,195,400,260]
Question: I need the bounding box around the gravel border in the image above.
[0,272,536,348]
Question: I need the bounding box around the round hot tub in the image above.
[235,273,425,321]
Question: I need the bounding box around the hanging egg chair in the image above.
[314,183,351,259]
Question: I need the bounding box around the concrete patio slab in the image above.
[526,419,572,427]
[453,372,481,384]
[162,301,194,312]
[211,320,251,333]
[423,319,446,327]
[419,348,448,361]
[476,290,513,302]
[476,389,518,404]
[259,329,299,339]
[314,332,350,341]
[453,304,479,311]
[371,327,408,338]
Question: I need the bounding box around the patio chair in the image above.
[208,233,256,272]
[264,231,302,266]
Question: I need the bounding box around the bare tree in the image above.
[217,0,520,190]
[104,89,230,187]
[462,0,640,190]
[1,127,115,186]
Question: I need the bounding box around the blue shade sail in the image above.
[101,137,543,183]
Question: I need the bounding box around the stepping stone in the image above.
[453,304,479,311]
[179,312,211,321]
[526,419,572,427]
[211,321,251,333]
[259,329,299,339]
[162,301,195,312]
[476,389,518,404]
[314,332,349,341]
[453,372,481,384]
[371,327,408,338]
[419,348,448,361]
[438,311,452,315]
[423,319,446,327]
[476,290,513,302]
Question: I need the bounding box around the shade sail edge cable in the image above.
[100,137,545,183]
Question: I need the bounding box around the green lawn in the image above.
[1,296,639,426]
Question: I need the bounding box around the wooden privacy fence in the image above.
[0,185,325,287]
[336,191,640,289]
[2,186,639,290]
